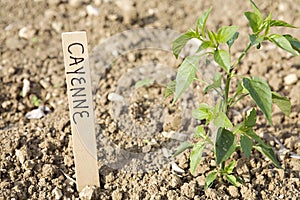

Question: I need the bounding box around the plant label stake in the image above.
[62,31,100,191]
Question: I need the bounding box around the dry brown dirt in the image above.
[1,0,300,199]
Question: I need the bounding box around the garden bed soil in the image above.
[1,0,300,199]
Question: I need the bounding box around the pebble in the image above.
[284,73,298,85]
[115,0,136,24]
[22,79,30,97]
[52,187,63,200]
[79,186,97,200]
[69,0,84,7]
[108,93,124,102]
[86,5,99,16]
[162,131,187,141]
[18,26,36,40]
[52,21,63,33]
[39,79,50,89]
[127,53,136,62]
[171,162,185,174]
[107,14,118,21]
[17,102,26,111]
[15,149,26,165]
[1,100,11,109]
[25,106,51,119]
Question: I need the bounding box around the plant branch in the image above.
[232,42,252,70]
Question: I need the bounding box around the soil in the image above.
[1,0,300,199]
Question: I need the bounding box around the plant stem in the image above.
[224,42,252,113]
[232,42,252,69]
[224,73,231,113]
[221,161,225,171]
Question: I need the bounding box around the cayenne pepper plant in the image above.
[168,0,300,188]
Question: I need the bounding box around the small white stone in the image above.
[284,73,298,85]
[22,79,30,97]
[15,150,26,165]
[108,93,124,102]
[171,162,185,173]
[127,53,135,62]
[52,187,63,200]
[86,5,99,16]
[52,21,63,33]
[19,27,36,40]
[39,79,50,89]
[79,186,97,199]
[25,106,50,119]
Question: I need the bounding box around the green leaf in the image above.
[204,170,218,190]
[245,108,256,128]
[204,71,222,93]
[263,11,272,36]
[227,32,239,48]
[250,0,262,19]
[31,95,41,107]
[272,92,291,117]
[173,56,200,103]
[192,103,213,124]
[249,34,264,46]
[214,112,233,128]
[244,129,270,149]
[268,34,299,56]
[214,49,231,73]
[254,145,282,168]
[270,20,296,28]
[135,78,154,89]
[195,125,206,139]
[217,26,239,44]
[208,31,217,45]
[225,174,242,187]
[283,34,300,53]
[240,135,253,158]
[196,40,215,52]
[244,11,263,33]
[172,31,197,59]
[190,141,205,174]
[215,128,236,165]
[174,141,194,157]
[164,80,176,98]
[242,77,273,125]
[224,160,236,174]
[196,8,212,37]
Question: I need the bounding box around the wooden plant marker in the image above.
[62,32,100,191]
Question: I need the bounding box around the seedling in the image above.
[169,0,299,188]
[31,95,41,107]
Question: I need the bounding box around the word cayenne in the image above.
[66,42,90,124]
